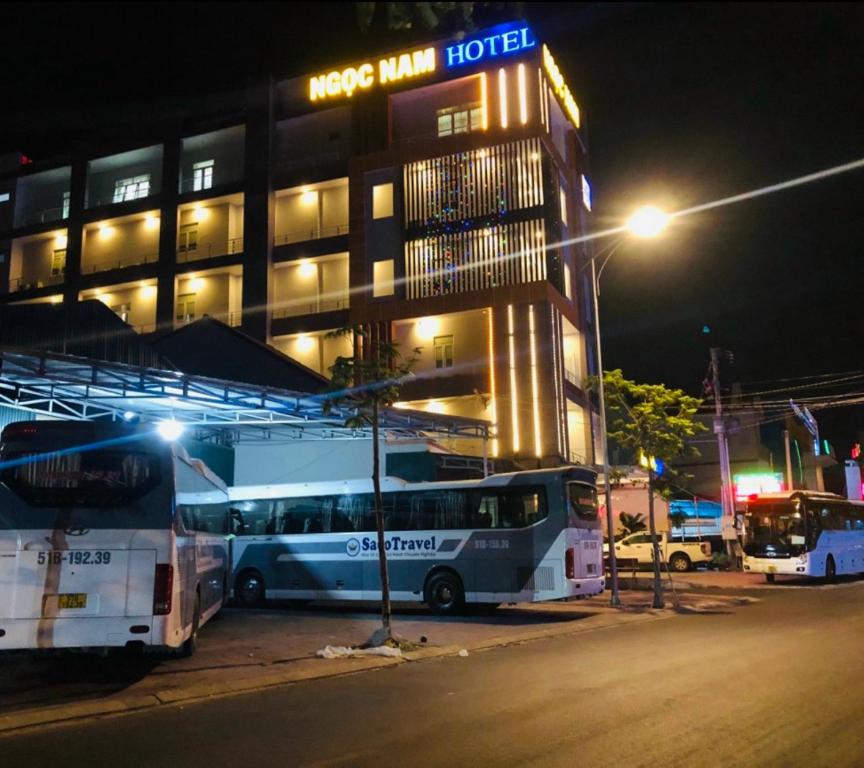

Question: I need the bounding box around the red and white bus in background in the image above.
[0,421,229,655]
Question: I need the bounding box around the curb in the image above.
[0,604,712,736]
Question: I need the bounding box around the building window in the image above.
[178,223,198,254]
[436,103,483,137]
[113,175,151,203]
[176,293,196,323]
[373,259,395,297]
[434,335,454,369]
[372,183,394,219]
[112,303,131,323]
[0,193,9,203]
[563,262,572,301]
[193,160,214,191]
[51,249,66,277]
[62,191,70,218]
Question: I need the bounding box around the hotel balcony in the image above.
[85,145,162,210]
[8,230,68,293]
[12,166,71,229]
[271,328,352,379]
[176,194,244,263]
[271,252,349,319]
[174,265,243,328]
[178,126,245,194]
[81,211,160,274]
[274,179,348,246]
[79,279,158,333]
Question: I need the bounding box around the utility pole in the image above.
[710,348,737,562]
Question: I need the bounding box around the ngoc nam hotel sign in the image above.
[309,47,436,101]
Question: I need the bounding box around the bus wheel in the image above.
[765,573,776,584]
[825,555,837,583]
[236,570,266,607]
[424,571,465,615]
[669,553,691,573]
[181,592,201,658]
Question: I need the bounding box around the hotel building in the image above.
[0,21,599,469]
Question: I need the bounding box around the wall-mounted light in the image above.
[97,223,114,239]
[300,188,317,205]
[192,204,209,223]
[139,283,157,299]
[416,316,440,339]
[187,276,205,292]
[298,260,317,278]
[54,233,68,249]
[426,400,445,415]
[296,335,315,353]
[144,214,159,230]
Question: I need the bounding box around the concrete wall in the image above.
[82,217,160,272]
[272,330,352,377]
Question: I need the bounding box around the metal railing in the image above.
[85,190,159,209]
[177,237,244,263]
[569,451,587,466]
[271,296,349,319]
[273,224,348,246]
[83,252,159,274]
[564,368,582,386]
[9,273,64,292]
[14,206,68,228]
[176,309,242,328]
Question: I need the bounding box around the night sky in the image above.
[2,3,862,446]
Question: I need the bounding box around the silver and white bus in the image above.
[0,421,229,655]
[743,491,864,583]
[228,466,604,614]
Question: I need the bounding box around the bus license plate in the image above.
[58,593,87,609]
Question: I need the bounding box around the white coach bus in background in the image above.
[0,420,229,655]
[743,490,864,583]
[229,466,604,614]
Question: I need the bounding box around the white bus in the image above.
[228,466,605,614]
[743,491,864,583]
[0,420,229,655]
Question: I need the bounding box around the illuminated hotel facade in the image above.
[0,22,599,469]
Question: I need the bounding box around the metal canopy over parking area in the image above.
[0,349,490,444]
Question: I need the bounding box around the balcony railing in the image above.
[564,368,582,387]
[85,189,159,209]
[82,252,159,274]
[273,224,348,246]
[178,177,243,193]
[14,206,68,228]
[9,273,64,292]
[271,296,349,319]
[177,237,244,263]
[176,309,242,328]
[569,451,587,466]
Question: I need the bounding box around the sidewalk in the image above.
[614,568,864,591]
[0,590,749,735]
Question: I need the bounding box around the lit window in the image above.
[178,223,198,254]
[436,103,483,137]
[581,175,592,212]
[51,249,66,277]
[563,262,572,301]
[373,259,395,297]
[372,183,394,219]
[0,193,9,203]
[113,175,151,203]
[193,160,214,191]
[62,191,70,218]
[434,335,454,369]
[176,293,196,323]
[112,303,131,323]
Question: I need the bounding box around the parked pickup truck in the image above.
[605,532,712,572]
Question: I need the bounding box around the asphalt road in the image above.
[4,582,864,768]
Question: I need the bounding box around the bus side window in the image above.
[473,495,497,528]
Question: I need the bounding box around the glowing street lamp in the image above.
[593,205,670,607]
[157,419,184,442]
[626,206,669,239]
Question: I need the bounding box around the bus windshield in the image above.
[743,502,810,555]
[2,449,161,507]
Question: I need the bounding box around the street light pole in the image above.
[591,255,622,607]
